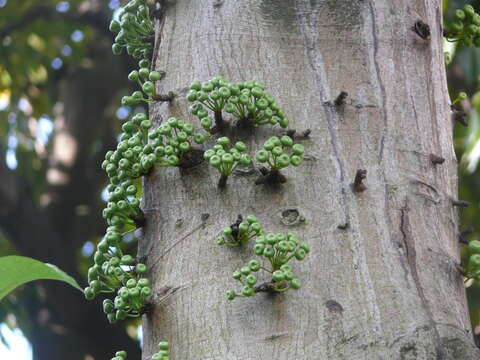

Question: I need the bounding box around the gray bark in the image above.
[141,0,480,359]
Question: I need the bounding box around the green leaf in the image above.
[0,256,82,300]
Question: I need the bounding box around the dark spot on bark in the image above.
[413,20,430,40]
[233,165,256,176]
[175,218,183,227]
[436,346,446,360]
[201,213,210,222]
[325,299,343,314]
[400,343,417,359]
[254,281,277,294]
[282,209,298,221]
[325,0,362,30]
[178,148,204,169]
[440,337,479,359]
[152,91,175,102]
[255,168,287,185]
[352,169,367,192]
[429,154,445,165]
[284,128,311,140]
[280,208,305,226]
[259,0,296,29]
[337,222,349,230]
[218,174,228,188]
[334,91,348,106]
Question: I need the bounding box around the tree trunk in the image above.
[141,1,480,358]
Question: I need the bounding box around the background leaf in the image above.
[0,256,81,300]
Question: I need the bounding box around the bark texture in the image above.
[141,0,480,358]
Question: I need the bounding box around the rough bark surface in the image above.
[141,0,480,359]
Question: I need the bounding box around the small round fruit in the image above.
[242,286,254,297]
[254,243,265,255]
[149,71,162,81]
[272,270,285,282]
[227,290,236,300]
[246,274,257,286]
[290,278,301,289]
[256,150,269,163]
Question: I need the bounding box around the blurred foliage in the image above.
[446,0,480,337]
[0,0,144,352]
[0,0,92,199]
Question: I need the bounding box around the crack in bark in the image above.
[295,1,350,226]
[400,202,423,303]
[367,2,389,163]
[156,285,186,305]
[411,179,441,204]
[410,95,421,140]
[151,222,204,269]
[151,0,167,71]
[398,202,412,281]
[333,333,361,348]
[399,199,443,351]
[263,332,290,341]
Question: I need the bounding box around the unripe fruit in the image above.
[272,270,285,282]
[149,71,161,81]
